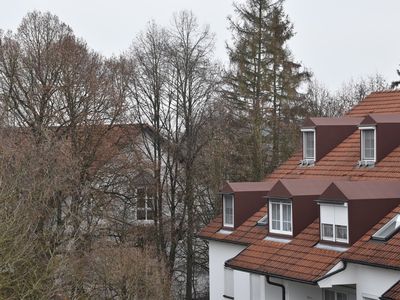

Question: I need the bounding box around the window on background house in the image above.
[302,129,315,162]
[360,128,375,163]
[269,199,292,235]
[223,194,234,228]
[320,204,348,243]
[136,188,154,221]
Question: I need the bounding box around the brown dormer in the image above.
[266,179,332,238]
[359,114,400,165]
[220,181,277,230]
[301,117,362,165]
[317,180,400,246]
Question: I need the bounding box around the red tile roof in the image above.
[226,219,341,283]
[348,91,400,117]
[341,204,400,270]
[381,280,400,300]
[198,207,268,245]
[269,91,400,180]
[268,129,400,181]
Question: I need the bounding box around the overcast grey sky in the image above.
[1,0,400,90]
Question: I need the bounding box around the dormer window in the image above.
[320,203,349,243]
[360,126,376,164]
[223,194,234,228]
[302,129,315,164]
[269,199,292,235]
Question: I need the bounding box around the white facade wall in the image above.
[229,270,322,300]
[209,239,400,300]
[208,240,246,300]
[319,262,400,300]
[285,280,322,300]
[264,276,282,300]
[229,263,400,300]
[234,271,251,299]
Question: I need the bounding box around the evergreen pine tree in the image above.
[224,0,310,180]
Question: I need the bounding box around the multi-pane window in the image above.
[324,290,348,300]
[322,223,334,239]
[320,204,348,243]
[335,225,348,241]
[136,188,154,221]
[223,194,234,227]
[269,200,292,235]
[271,202,281,230]
[302,130,315,161]
[361,128,375,162]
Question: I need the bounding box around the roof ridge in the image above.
[369,89,400,95]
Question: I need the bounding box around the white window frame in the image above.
[269,199,293,235]
[136,188,153,221]
[324,286,356,300]
[223,194,234,228]
[360,126,376,163]
[323,289,348,300]
[320,203,349,244]
[321,223,334,241]
[301,128,316,162]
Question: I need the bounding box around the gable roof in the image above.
[361,113,400,125]
[221,180,277,193]
[303,116,363,128]
[319,181,400,202]
[268,179,333,198]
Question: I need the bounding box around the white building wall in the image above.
[265,277,285,300]
[230,263,400,300]
[230,271,322,300]
[234,270,250,299]
[208,240,246,300]
[319,262,400,300]
[209,240,400,300]
[285,280,322,300]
